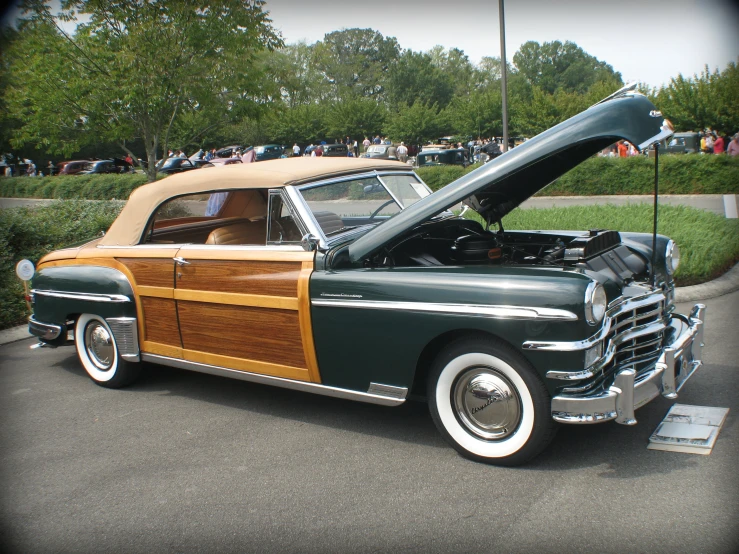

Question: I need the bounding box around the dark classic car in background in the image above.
[415,147,471,168]
[254,144,285,161]
[22,87,705,465]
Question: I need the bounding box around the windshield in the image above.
[162,158,184,168]
[298,173,430,238]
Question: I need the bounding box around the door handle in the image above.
[173,257,190,265]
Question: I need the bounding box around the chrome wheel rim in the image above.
[452,366,522,440]
[84,321,114,371]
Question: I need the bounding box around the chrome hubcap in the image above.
[453,367,521,440]
[85,322,114,371]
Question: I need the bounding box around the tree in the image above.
[428,46,476,97]
[4,0,281,181]
[444,89,503,139]
[312,28,400,101]
[323,97,386,140]
[384,101,445,145]
[385,50,454,108]
[266,103,326,145]
[654,63,739,134]
[513,40,622,94]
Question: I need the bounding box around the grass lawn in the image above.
[466,203,739,286]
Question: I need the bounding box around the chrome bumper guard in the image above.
[28,316,62,341]
[551,304,706,425]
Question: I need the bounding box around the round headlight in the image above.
[585,282,607,325]
[665,240,680,275]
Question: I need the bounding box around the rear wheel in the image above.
[75,314,141,388]
[428,337,557,466]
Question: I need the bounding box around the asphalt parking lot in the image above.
[1,293,737,553]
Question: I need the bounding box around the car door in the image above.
[172,189,320,383]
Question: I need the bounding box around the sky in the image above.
[2,0,738,89]
[263,0,739,89]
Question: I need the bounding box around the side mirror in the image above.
[300,233,323,252]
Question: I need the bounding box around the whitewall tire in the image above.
[428,337,557,466]
[75,314,141,388]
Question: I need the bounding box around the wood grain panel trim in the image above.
[174,289,298,310]
[142,341,183,358]
[141,297,181,347]
[78,247,180,259]
[183,349,310,381]
[37,258,147,345]
[178,260,300,297]
[138,286,173,299]
[177,301,307,369]
[176,248,314,262]
[117,258,174,287]
[298,261,321,383]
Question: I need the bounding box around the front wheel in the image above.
[75,314,141,388]
[428,337,557,466]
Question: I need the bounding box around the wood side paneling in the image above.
[298,261,321,383]
[141,297,181,347]
[183,350,310,381]
[174,289,298,310]
[178,260,300,296]
[118,258,174,287]
[177,301,307,369]
[176,248,314,262]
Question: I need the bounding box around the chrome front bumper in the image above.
[28,316,63,341]
[551,304,706,425]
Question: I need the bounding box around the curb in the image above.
[2,264,737,348]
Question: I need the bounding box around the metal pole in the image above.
[651,143,659,287]
[499,0,509,152]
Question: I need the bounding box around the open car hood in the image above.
[349,88,673,263]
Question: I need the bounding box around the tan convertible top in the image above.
[99,157,410,246]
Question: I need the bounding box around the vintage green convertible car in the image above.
[23,87,705,465]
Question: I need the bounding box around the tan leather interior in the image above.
[205,220,267,245]
[220,189,268,220]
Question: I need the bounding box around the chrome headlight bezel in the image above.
[665,240,680,275]
[584,281,607,326]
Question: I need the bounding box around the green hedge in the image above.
[0,173,148,199]
[2,156,737,200]
[0,200,124,329]
[417,155,739,195]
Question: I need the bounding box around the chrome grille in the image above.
[604,293,666,376]
[106,317,139,359]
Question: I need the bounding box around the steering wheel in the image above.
[369,199,396,221]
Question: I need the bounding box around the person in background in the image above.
[353,139,358,157]
[363,137,371,152]
[397,142,408,163]
[617,140,628,157]
[713,133,725,154]
[727,134,739,157]
[204,149,213,161]
[705,132,714,153]
[293,143,300,157]
[387,143,397,159]
[373,135,381,145]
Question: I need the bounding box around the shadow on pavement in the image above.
[50,348,733,476]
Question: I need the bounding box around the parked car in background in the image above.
[22,87,705,466]
[206,157,242,167]
[79,159,135,175]
[662,132,701,154]
[361,144,395,159]
[322,143,349,157]
[214,145,245,158]
[158,157,205,175]
[254,144,284,161]
[415,148,471,168]
[58,160,91,175]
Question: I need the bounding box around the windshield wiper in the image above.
[325,225,360,236]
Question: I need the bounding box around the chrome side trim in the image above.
[312,299,578,321]
[106,317,140,362]
[28,316,62,341]
[140,354,407,407]
[524,290,665,351]
[283,185,327,250]
[31,289,131,303]
[368,382,408,400]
